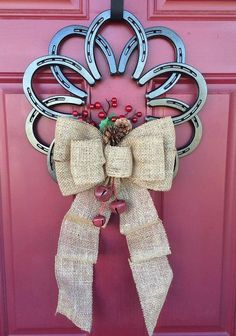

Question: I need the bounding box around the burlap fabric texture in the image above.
[53,116,176,336]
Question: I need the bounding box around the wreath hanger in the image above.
[111,0,124,21]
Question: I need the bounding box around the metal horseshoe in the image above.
[48,25,117,97]
[23,55,94,118]
[85,10,148,80]
[139,62,207,123]
[47,140,56,181]
[25,95,83,154]
[119,26,186,97]
[145,98,202,158]
[173,155,179,178]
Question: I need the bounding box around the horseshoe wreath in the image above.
[23,1,207,335]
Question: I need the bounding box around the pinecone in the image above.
[103,118,132,146]
[103,126,114,145]
[114,117,132,133]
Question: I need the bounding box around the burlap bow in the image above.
[54,116,176,336]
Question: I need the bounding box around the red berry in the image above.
[94,102,102,109]
[89,104,94,109]
[136,111,143,118]
[82,110,89,118]
[72,110,79,117]
[111,116,117,122]
[132,117,138,123]
[98,111,106,119]
[111,97,117,103]
[111,102,118,108]
[90,121,96,126]
[119,114,125,118]
[125,105,132,113]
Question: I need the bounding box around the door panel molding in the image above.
[0,0,88,20]
[148,0,236,20]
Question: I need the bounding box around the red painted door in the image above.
[0,1,236,336]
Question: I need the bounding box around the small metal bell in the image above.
[94,185,112,202]
[92,214,106,227]
[110,199,127,214]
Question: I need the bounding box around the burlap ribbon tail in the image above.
[53,117,176,336]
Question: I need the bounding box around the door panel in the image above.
[0,1,236,336]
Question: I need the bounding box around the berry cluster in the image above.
[71,97,143,126]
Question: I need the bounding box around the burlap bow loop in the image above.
[54,116,176,336]
[70,139,106,187]
[128,136,165,182]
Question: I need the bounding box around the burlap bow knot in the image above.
[54,116,176,336]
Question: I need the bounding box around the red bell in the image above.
[94,185,112,202]
[110,199,127,214]
[92,214,106,227]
